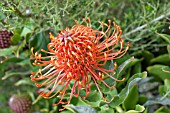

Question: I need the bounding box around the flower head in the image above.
[30,18,129,108]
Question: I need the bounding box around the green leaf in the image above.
[159,79,170,98]
[138,95,148,105]
[164,79,170,92]
[109,72,147,108]
[141,50,154,66]
[15,78,34,86]
[11,30,22,44]
[60,110,74,113]
[125,104,145,113]
[168,45,170,58]
[16,37,27,56]
[151,54,170,65]
[71,97,88,106]
[0,57,24,64]
[131,61,142,74]
[154,107,170,113]
[117,56,134,77]
[147,65,170,80]
[2,70,31,80]
[162,66,170,74]
[156,33,170,44]
[20,26,33,37]
[30,32,49,50]
[0,46,17,56]
[99,105,114,113]
[66,105,97,113]
[123,85,139,111]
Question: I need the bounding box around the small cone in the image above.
[0,30,13,49]
[8,95,32,113]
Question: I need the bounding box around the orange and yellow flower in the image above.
[30,18,129,108]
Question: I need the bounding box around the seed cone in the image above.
[8,95,32,113]
[0,30,13,49]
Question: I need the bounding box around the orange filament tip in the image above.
[52,104,57,106]
[88,52,93,57]
[101,73,105,79]
[78,81,82,86]
[38,69,42,76]
[35,52,38,56]
[87,91,90,95]
[114,62,117,69]
[67,62,71,68]
[99,72,104,79]
[122,78,126,81]
[74,94,79,97]
[60,101,67,104]
[59,81,62,85]
[87,45,92,50]
[67,74,72,79]
[49,32,54,39]
[59,91,63,95]
[36,84,42,87]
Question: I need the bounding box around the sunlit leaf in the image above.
[15,78,34,86]
[20,27,33,37]
[0,46,17,56]
[162,66,170,74]
[156,33,170,44]
[147,65,170,80]
[125,104,145,113]
[11,30,22,44]
[151,54,170,65]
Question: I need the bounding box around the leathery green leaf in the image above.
[125,104,145,113]
[99,105,114,113]
[151,54,170,65]
[162,66,170,74]
[168,45,170,58]
[109,72,147,108]
[147,65,170,80]
[154,106,170,113]
[0,46,18,56]
[65,104,97,113]
[117,56,134,77]
[141,50,154,66]
[123,85,139,111]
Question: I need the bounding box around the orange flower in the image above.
[30,18,129,108]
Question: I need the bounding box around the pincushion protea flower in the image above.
[30,18,129,109]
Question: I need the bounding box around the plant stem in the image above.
[124,12,170,36]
